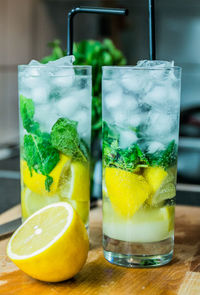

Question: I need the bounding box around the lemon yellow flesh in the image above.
[59,161,90,202]
[21,188,61,219]
[22,154,71,195]
[7,202,89,282]
[105,167,151,217]
[144,166,176,206]
[144,167,167,194]
[12,205,69,255]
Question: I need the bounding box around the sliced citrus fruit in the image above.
[143,167,167,194]
[105,167,151,218]
[7,202,89,282]
[21,188,61,220]
[22,154,71,195]
[59,161,90,202]
[144,167,176,206]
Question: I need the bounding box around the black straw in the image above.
[67,6,128,56]
[148,0,156,60]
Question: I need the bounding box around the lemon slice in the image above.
[22,154,71,195]
[21,188,61,220]
[144,167,176,206]
[7,202,89,282]
[59,161,90,202]
[105,167,151,218]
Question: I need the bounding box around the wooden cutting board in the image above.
[0,203,200,295]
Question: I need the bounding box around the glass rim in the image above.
[18,65,92,70]
[102,65,182,71]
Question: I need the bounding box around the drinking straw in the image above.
[67,6,128,56]
[148,0,156,60]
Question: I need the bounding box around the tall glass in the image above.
[102,65,181,267]
[18,65,92,230]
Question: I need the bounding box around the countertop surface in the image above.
[0,204,200,295]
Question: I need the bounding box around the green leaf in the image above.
[20,95,40,134]
[147,140,177,169]
[24,133,60,177]
[20,95,60,192]
[102,121,148,172]
[51,118,88,162]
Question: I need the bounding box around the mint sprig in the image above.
[51,118,89,162]
[20,95,59,191]
[103,121,177,172]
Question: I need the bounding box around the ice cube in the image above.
[56,96,80,117]
[148,141,165,154]
[28,59,43,67]
[47,55,75,67]
[111,109,128,126]
[129,113,143,127]
[143,85,167,108]
[31,86,50,104]
[34,103,60,132]
[74,109,91,143]
[147,111,174,138]
[124,95,138,111]
[119,129,138,149]
[50,68,75,88]
[105,91,123,110]
[137,60,174,68]
[103,80,121,94]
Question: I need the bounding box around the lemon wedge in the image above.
[105,167,150,218]
[59,161,90,202]
[144,167,176,206]
[21,188,61,220]
[22,154,71,195]
[7,202,89,282]
[143,167,167,194]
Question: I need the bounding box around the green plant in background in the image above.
[40,39,126,140]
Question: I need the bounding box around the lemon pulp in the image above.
[7,202,89,282]
[105,167,151,218]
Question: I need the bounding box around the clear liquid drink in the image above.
[102,61,181,267]
[18,59,92,229]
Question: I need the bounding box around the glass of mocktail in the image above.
[18,58,92,230]
[102,61,181,267]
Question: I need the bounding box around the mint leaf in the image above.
[103,121,148,172]
[20,95,60,192]
[24,133,59,177]
[147,140,177,169]
[51,118,88,162]
[20,95,40,134]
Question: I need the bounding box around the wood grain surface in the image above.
[0,204,200,295]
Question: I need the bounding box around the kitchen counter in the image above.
[0,203,200,295]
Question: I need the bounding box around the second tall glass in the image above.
[102,64,181,267]
[18,64,92,230]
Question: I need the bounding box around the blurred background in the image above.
[0,0,200,213]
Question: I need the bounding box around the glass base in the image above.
[104,250,173,268]
[103,234,173,268]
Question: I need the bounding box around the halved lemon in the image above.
[7,202,89,282]
[105,167,151,218]
[59,161,90,202]
[22,154,71,195]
